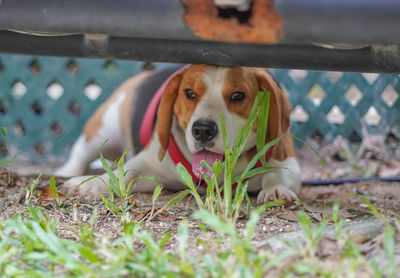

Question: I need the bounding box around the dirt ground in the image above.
[1,142,400,270]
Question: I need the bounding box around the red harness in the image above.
[139,67,272,189]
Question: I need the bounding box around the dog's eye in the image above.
[230,91,246,102]
[184,88,197,100]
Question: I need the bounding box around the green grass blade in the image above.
[178,221,189,263]
[117,149,130,198]
[0,127,7,136]
[149,185,162,219]
[193,209,237,238]
[290,134,325,168]
[49,176,59,205]
[166,190,192,209]
[358,194,388,226]
[220,112,229,151]
[176,163,204,208]
[237,135,284,184]
[99,152,120,195]
[297,211,313,240]
[232,166,273,183]
[245,210,261,242]
[256,90,270,167]
[232,93,261,157]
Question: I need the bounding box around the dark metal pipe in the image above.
[1,31,400,73]
[276,0,400,45]
[1,0,400,45]
[0,0,193,40]
[302,176,400,186]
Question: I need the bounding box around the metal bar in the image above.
[0,0,194,40]
[1,31,400,73]
[302,176,400,186]
[1,0,400,45]
[276,0,400,45]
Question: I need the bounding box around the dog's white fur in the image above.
[59,66,301,203]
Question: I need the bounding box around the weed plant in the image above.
[0,198,398,277]
[99,149,160,223]
[173,90,285,222]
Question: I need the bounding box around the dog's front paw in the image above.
[257,185,298,205]
[61,175,108,200]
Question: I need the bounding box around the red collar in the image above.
[167,136,273,189]
[139,66,272,189]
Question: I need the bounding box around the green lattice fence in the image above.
[270,69,400,147]
[0,54,399,162]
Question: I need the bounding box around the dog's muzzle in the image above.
[192,120,218,143]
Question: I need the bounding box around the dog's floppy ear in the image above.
[156,73,183,161]
[254,69,292,159]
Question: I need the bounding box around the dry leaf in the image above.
[303,203,332,214]
[40,187,68,201]
[134,209,151,222]
[312,212,326,222]
[154,211,184,221]
[315,191,334,199]
[276,211,298,222]
[377,160,400,177]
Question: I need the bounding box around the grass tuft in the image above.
[176,90,281,223]
[0,197,398,276]
[99,149,160,223]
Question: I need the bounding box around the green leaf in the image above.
[158,231,172,249]
[220,112,229,151]
[137,232,159,253]
[99,152,119,195]
[358,195,388,226]
[290,134,325,168]
[383,227,395,262]
[256,90,270,167]
[49,176,59,205]
[71,176,99,195]
[176,163,204,208]
[232,166,273,183]
[178,221,189,262]
[101,195,121,216]
[297,211,313,240]
[78,245,99,263]
[0,127,8,136]
[149,185,162,219]
[29,174,42,192]
[295,263,313,275]
[117,149,129,198]
[166,190,191,209]
[193,209,237,237]
[244,210,260,242]
[237,135,285,184]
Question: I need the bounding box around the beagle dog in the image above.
[58,65,301,204]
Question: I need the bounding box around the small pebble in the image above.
[285,226,295,232]
[385,193,395,200]
[264,218,274,225]
[82,214,88,222]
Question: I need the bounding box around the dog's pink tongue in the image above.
[192,151,223,180]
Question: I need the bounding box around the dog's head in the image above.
[156,65,291,179]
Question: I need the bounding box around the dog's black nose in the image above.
[192,120,218,143]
